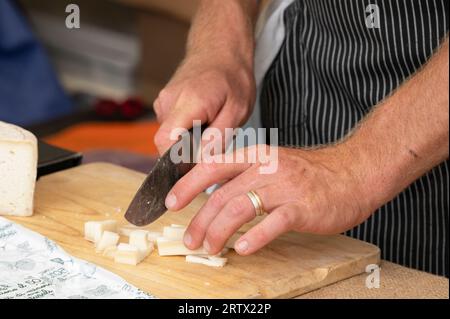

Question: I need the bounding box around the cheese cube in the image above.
[156,237,209,256]
[114,243,146,265]
[129,230,153,251]
[102,246,118,259]
[95,231,120,252]
[162,226,186,241]
[0,121,37,217]
[186,255,228,267]
[147,231,162,243]
[84,220,117,243]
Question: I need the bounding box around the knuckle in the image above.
[205,229,222,248]
[252,227,269,245]
[157,88,171,103]
[226,196,246,219]
[278,209,295,230]
[200,161,220,176]
[179,87,200,102]
[188,220,205,238]
[153,130,165,148]
[209,188,226,210]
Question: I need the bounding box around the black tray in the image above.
[37,141,83,179]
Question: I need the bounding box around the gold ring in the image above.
[246,190,265,217]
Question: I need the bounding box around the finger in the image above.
[153,98,163,122]
[154,92,220,154]
[234,204,297,256]
[153,88,182,123]
[154,111,207,155]
[165,159,251,211]
[202,194,256,254]
[182,166,260,250]
[184,183,281,250]
[201,105,237,158]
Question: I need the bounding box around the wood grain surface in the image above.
[8,163,380,298]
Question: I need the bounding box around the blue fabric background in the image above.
[0,0,73,126]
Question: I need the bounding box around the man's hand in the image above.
[165,145,374,255]
[164,38,448,256]
[153,0,258,154]
[153,54,255,154]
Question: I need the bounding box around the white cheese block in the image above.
[162,225,186,241]
[156,237,209,256]
[185,255,228,267]
[118,224,140,236]
[129,230,154,253]
[95,231,120,252]
[147,231,162,243]
[114,243,148,265]
[0,121,38,217]
[84,220,117,243]
[102,246,118,259]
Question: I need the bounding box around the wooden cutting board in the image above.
[8,163,380,298]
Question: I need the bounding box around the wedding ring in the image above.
[246,190,265,217]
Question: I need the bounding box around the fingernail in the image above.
[184,232,192,247]
[165,193,177,209]
[236,240,249,253]
[203,239,211,253]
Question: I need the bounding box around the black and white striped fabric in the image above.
[260,0,449,277]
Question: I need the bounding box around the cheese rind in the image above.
[0,121,38,217]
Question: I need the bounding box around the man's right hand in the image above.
[152,0,258,155]
[153,54,256,155]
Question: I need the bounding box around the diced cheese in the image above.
[117,243,138,251]
[186,255,228,267]
[129,230,154,254]
[84,220,117,243]
[156,237,209,256]
[95,231,120,252]
[197,247,230,258]
[162,226,186,241]
[102,246,118,259]
[118,225,140,236]
[114,243,149,265]
[170,224,185,228]
[0,121,38,217]
[147,231,162,243]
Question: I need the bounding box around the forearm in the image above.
[186,0,258,68]
[343,38,449,211]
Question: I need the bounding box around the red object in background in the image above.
[121,98,145,119]
[95,99,120,117]
[94,97,145,120]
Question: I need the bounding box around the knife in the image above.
[124,125,204,226]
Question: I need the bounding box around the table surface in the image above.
[300,260,448,299]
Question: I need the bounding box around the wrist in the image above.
[337,134,409,215]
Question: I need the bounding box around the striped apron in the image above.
[260,0,449,277]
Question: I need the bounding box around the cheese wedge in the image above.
[0,121,38,216]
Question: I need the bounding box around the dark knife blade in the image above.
[124,127,200,226]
